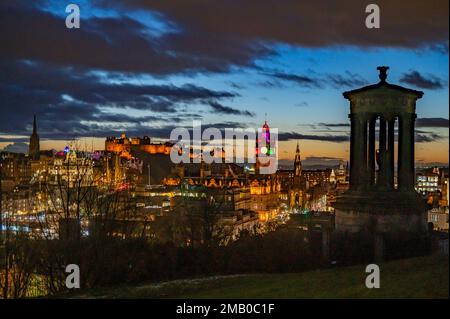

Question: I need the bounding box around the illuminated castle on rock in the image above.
[105,133,173,158]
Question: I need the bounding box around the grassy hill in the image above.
[68,255,448,299]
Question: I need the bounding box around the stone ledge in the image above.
[334,190,426,214]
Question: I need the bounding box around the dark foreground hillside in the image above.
[65,255,448,299]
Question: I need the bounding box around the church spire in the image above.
[32,114,37,134]
[295,141,301,160]
[294,141,302,177]
[28,115,40,160]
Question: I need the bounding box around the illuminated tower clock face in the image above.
[261,146,268,154]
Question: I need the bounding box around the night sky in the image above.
[0,0,448,166]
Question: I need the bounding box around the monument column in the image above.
[378,117,387,187]
[361,115,368,189]
[398,113,415,191]
[349,114,356,189]
[387,117,395,189]
[367,116,376,187]
[353,114,367,190]
[350,114,367,189]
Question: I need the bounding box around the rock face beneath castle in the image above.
[334,67,428,236]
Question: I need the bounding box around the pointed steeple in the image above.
[28,115,40,160]
[294,141,302,177]
[294,141,301,160]
[32,114,37,134]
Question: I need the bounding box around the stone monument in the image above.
[334,67,428,258]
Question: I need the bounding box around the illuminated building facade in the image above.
[1,185,33,216]
[48,150,96,188]
[416,167,443,196]
[302,169,335,187]
[428,207,449,231]
[1,153,31,186]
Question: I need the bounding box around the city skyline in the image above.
[0,1,448,166]
[0,0,448,301]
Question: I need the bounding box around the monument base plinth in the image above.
[334,190,428,234]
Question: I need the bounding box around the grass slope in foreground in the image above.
[70,255,448,299]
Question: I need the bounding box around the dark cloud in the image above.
[198,122,246,129]
[2,1,448,79]
[151,121,251,145]
[319,119,448,129]
[278,131,443,144]
[400,71,446,89]
[0,2,274,76]
[416,117,449,128]
[208,102,254,117]
[0,137,30,143]
[278,132,349,142]
[0,59,241,140]
[0,59,236,105]
[302,122,445,143]
[105,0,448,50]
[326,72,368,89]
[227,82,246,90]
[266,72,321,88]
[263,71,368,89]
[428,43,449,54]
[257,80,286,89]
[318,123,350,128]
